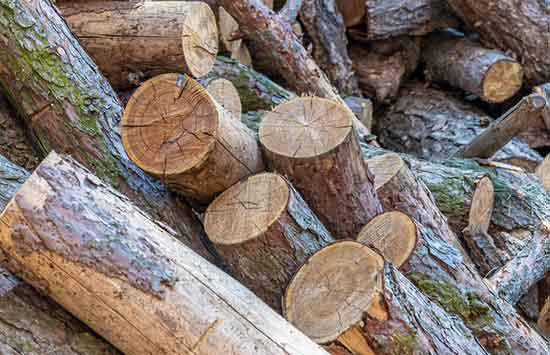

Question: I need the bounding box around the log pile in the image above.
[0,0,548,353]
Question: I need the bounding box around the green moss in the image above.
[234,73,273,112]
[392,334,416,355]
[78,115,101,136]
[424,182,467,218]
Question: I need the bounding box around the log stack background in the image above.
[0,0,549,354]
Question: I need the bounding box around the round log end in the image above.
[283,241,384,344]
[468,176,494,233]
[206,78,243,120]
[204,173,289,245]
[181,2,218,77]
[364,153,405,191]
[482,59,523,103]
[122,74,218,178]
[259,97,353,159]
[357,211,417,268]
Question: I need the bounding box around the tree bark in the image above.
[0,152,329,355]
[423,31,523,103]
[260,97,383,239]
[446,0,550,86]
[204,173,334,311]
[539,297,550,336]
[0,0,213,261]
[57,1,218,89]
[536,155,550,191]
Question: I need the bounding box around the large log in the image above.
[121,74,264,205]
[0,152,329,355]
[57,1,218,89]
[0,0,213,260]
[260,97,383,239]
[204,172,334,311]
[284,241,487,354]
[446,0,550,86]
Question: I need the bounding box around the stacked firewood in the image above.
[0,0,548,354]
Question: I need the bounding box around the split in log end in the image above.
[181,2,218,77]
[206,78,243,120]
[482,60,523,103]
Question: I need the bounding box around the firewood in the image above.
[284,241,487,354]
[446,0,550,86]
[344,97,374,132]
[536,155,550,191]
[204,172,334,310]
[57,1,218,89]
[218,7,253,66]
[423,32,523,103]
[0,0,212,261]
[204,78,243,120]
[519,84,550,149]
[0,152,329,355]
[122,74,264,205]
[260,97,383,239]
[539,297,550,336]
[535,83,550,131]
[335,0,365,27]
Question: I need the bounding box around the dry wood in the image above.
[534,83,550,131]
[218,6,253,66]
[205,78,243,119]
[423,32,523,103]
[260,97,382,239]
[335,0,365,27]
[344,97,374,132]
[0,152,329,355]
[536,155,550,191]
[204,172,334,310]
[122,74,264,204]
[58,1,218,89]
[539,297,550,336]
[284,241,487,354]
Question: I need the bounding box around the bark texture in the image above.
[0,152,329,355]
[0,0,212,260]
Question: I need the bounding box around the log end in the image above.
[482,59,523,103]
[181,2,218,77]
[364,153,405,191]
[283,241,384,344]
[206,78,243,120]
[468,176,494,233]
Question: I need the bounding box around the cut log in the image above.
[335,0,365,27]
[284,241,487,354]
[204,172,334,310]
[457,94,547,159]
[0,152,329,355]
[344,97,374,132]
[446,0,550,86]
[205,78,243,120]
[260,97,383,239]
[218,6,253,66]
[0,0,212,260]
[423,31,523,103]
[539,297,550,336]
[534,83,550,131]
[378,85,543,170]
[57,1,218,89]
[516,84,550,150]
[122,74,264,205]
[364,0,459,40]
[536,155,550,191]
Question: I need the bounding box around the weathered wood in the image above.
[539,297,550,336]
[344,97,374,132]
[0,0,213,260]
[260,97,383,239]
[335,0,365,27]
[423,31,523,103]
[205,78,243,119]
[204,173,333,311]
[218,6,253,66]
[446,0,550,86]
[0,152,330,355]
[536,155,550,191]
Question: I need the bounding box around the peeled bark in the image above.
[204,173,334,311]
[0,0,212,260]
[0,152,329,355]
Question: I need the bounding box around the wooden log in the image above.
[539,297,550,336]
[121,74,264,205]
[205,78,243,120]
[284,241,487,354]
[260,97,383,239]
[344,97,374,132]
[0,0,212,260]
[535,83,550,131]
[335,0,365,27]
[446,0,550,86]
[364,0,459,40]
[0,152,330,355]
[57,1,218,89]
[423,31,523,103]
[536,155,550,191]
[204,172,334,310]
[218,6,253,66]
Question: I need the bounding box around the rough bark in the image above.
[364,0,459,40]
[536,155,550,191]
[423,31,523,103]
[57,1,218,89]
[344,96,374,132]
[0,0,212,261]
[377,85,543,170]
[446,0,550,86]
[519,83,550,149]
[204,173,334,311]
[0,152,329,355]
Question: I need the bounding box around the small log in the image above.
[260,97,383,239]
[423,32,523,103]
[536,155,550,191]
[539,297,550,336]
[204,172,334,310]
[335,0,365,27]
[205,78,243,119]
[364,0,459,40]
[218,6,253,66]
[344,97,374,132]
[0,152,329,355]
[534,83,550,131]
[122,74,264,205]
[284,241,487,354]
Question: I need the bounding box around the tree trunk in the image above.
[204,173,334,311]
[0,0,213,261]
[260,97,383,239]
[423,31,523,103]
[284,241,488,354]
[0,152,329,355]
[121,74,264,205]
[446,0,550,86]
[57,1,218,89]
